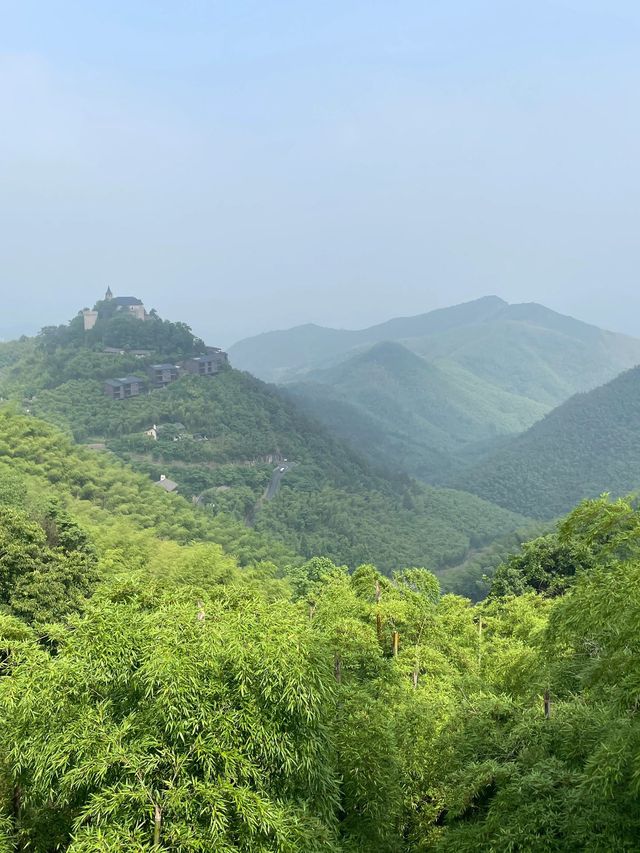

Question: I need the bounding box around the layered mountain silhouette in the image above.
[230,296,640,403]
[238,297,640,480]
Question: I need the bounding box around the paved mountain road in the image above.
[265,463,291,500]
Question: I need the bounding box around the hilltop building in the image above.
[83,288,147,330]
[148,363,180,388]
[104,286,146,320]
[184,351,228,376]
[103,376,145,400]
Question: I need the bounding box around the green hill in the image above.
[459,365,640,519]
[2,327,640,851]
[0,311,527,576]
[228,296,509,380]
[287,341,547,482]
[229,297,640,402]
[231,297,640,485]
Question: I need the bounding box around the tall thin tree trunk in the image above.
[375,580,382,643]
[13,784,21,852]
[153,803,162,847]
[334,653,342,683]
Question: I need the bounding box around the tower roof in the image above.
[112,296,143,307]
[105,286,113,299]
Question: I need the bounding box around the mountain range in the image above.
[4,294,640,595]
[232,296,640,481]
[0,308,526,581]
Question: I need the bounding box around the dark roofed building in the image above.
[184,351,228,376]
[148,363,180,388]
[104,376,145,400]
[155,474,178,493]
[103,288,146,320]
[112,296,143,307]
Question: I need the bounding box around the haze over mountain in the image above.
[230,296,640,397]
[460,364,640,520]
[286,340,548,482]
[233,297,640,481]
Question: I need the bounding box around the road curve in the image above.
[265,463,291,500]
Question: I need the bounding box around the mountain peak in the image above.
[353,340,426,369]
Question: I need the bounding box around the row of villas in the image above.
[104,351,228,400]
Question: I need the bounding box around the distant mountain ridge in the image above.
[229,296,508,381]
[240,297,640,482]
[229,296,640,396]
[287,340,548,482]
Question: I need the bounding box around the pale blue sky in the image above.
[1,1,639,345]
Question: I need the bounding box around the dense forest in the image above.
[287,341,546,483]
[460,365,640,518]
[0,312,527,583]
[0,406,639,849]
[231,297,640,492]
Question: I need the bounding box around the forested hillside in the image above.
[229,296,640,398]
[231,297,640,483]
[0,313,526,578]
[1,408,639,850]
[460,365,640,519]
[288,341,547,482]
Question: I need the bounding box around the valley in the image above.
[1,293,640,850]
[232,296,640,486]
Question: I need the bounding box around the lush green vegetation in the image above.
[460,365,640,519]
[232,297,640,492]
[288,341,546,482]
[0,408,639,850]
[435,521,549,601]
[41,301,204,357]
[0,408,297,568]
[0,312,528,578]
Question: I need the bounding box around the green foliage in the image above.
[0,407,297,568]
[4,304,640,850]
[436,522,548,601]
[0,503,99,626]
[490,534,595,598]
[1,585,340,851]
[0,485,637,850]
[461,366,640,518]
[1,320,528,576]
[288,341,547,483]
[257,482,524,574]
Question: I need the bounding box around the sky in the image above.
[1,1,639,346]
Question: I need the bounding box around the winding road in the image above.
[265,462,292,500]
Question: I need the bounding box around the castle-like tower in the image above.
[82,308,98,331]
[83,287,146,330]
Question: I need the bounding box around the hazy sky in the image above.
[2,1,639,346]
